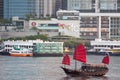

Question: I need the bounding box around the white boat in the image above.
[90,38,120,56]
[9,46,33,57]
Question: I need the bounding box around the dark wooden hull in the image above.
[61,66,109,77]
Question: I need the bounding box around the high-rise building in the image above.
[55,0,62,17]
[67,0,95,12]
[99,0,119,13]
[36,0,58,18]
[67,0,120,40]
[4,0,36,19]
[4,0,60,19]
[61,0,67,10]
[67,0,120,13]
[0,0,3,19]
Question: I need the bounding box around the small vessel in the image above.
[90,38,120,56]
[61,44,109,77]
[9,46,33,57]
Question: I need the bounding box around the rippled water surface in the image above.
[0,55,120,80]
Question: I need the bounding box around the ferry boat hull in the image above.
[87,51,120,56]
[10,53,33,57]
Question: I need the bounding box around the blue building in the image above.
[4,0,36,19]
[0,0,3,19]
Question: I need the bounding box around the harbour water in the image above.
[0,55,120,80]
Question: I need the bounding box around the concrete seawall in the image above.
[0,31,58,39]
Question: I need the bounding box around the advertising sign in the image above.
[30,21,59,29]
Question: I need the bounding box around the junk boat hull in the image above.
[61,65,109,77]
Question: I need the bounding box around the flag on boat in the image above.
[62,54,70,65]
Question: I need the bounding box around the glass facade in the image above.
[0,0,3,19]
[100,0,118,13]
[67,0,120,13]
[4,0,36,19]
[35,0,44,18]
[57,10,79,20]
[61,0,67,10]
[68,0,95,12]
[100,0,117,10]
[55,0,62,17]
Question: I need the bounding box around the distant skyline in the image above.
[1,0,120,19]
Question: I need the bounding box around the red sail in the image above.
[62,54,70,65]
[102,55,109,65]
[73,44,86,63]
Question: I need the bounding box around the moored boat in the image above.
[9,46,33,57]
[61,44,109,77]
[3,40,64,57]
[90,38,120,56]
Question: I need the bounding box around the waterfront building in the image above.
[66,0,120,40]
[29,20,59,37]
[0,0,3,19]
[79,13,120,40]
[29,19,80,38]
[3,40,64,54]
[33,42,63,54]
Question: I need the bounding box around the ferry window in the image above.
[111,46,113,49]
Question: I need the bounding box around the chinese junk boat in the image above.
[61,44,109,77]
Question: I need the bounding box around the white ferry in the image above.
[9,46,33,57]
[90,38,120,56]
[3,40,41,52]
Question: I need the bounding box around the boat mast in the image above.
[75,60,77,70]
[73,44,86,70]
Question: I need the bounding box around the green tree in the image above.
[25,14,34,21]
[0,19,11,24]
